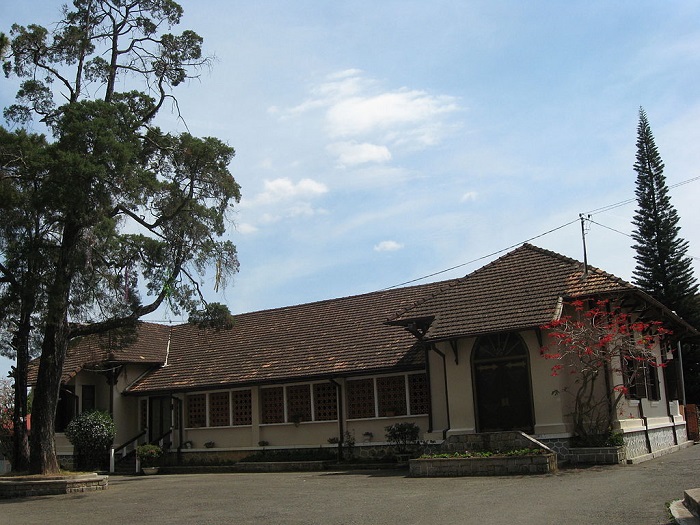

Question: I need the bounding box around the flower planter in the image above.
[409,453,557,477]
[141,467,160,475]
[567,446,625,465]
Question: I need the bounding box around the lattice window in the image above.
[209,392,230,427]
[408,373,430,415]
[377,375,407,417]
[261,387,285,424]
[287,385,312,423]
[186,394,206,428]
[313,383,338,421]
[232,390,252,426]
[346,378,375,419]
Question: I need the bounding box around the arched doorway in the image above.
[472,332,534,433]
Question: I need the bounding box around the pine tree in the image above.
[631,108,699,327]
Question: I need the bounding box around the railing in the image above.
[109,428,148,473]
[133,429,174,473]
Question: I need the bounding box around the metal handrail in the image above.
[109,428,147,473]
[113,428,147,455]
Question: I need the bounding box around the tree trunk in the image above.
[11,286,35,472]
[29,222,80,474]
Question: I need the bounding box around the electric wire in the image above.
[382,175,700,291]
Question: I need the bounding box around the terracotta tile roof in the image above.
[28,322,171,384]
[388,243,637,342]
[127,281,450,395]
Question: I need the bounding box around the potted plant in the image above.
[136,444,162,474]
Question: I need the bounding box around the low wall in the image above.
[0,474,108,499]
[567,446,625,465]
[409,454,557,477]
[444,431,549,453]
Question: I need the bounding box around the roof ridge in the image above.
[386,244,538,322]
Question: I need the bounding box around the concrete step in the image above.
[670,488,700,525]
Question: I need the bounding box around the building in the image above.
[42,244,696,467]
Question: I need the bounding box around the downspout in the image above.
[425,342,433,433]
[430,344,451,439]
[677,341,686,406]
[330,379,344,463]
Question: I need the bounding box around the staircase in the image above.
[670,489,700,525]
[113,451,138,475]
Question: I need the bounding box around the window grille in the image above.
[377,375,407,416]
[261,387,285,424]
[209,392,230,427]
[287,385,312,422]
[313,383,338,421]
[232,390,252,426]
[408,373,430,415]
[346,378,375,419]
[186,393,206,427]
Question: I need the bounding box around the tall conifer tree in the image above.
[631,108,699,327]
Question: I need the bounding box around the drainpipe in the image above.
[330,379,344,463]
[677,341,686,406]
[430,344,451,439]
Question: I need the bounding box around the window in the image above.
[81,385,96,412]
[186,394,206,427]
[261,387,285,424]
[408,374,430,415]
[624,358,661,401]
[377,376,407,417]
[313,383,338,421]
[287,385,312,423]
[209,392,230,427]
[232,390,252,426]
[139,399,148,430]
[346,378,375,419]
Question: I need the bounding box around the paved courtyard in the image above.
[2,444,699,525]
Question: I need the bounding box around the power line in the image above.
[382,175,700,291]
[381,218,580,290]
[585,175,700,216]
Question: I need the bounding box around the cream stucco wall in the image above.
[426,330,570,440]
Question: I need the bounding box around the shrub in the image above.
[65,410,115,471]
[136,444,163,467]
[385,422,420,454]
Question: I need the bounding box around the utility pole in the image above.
[579,213,590,275]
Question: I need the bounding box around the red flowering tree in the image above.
[540,299,671,446]
[0,378,13,463]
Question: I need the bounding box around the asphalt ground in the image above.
[2,444,699,525]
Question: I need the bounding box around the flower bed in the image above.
[410,449,557,477]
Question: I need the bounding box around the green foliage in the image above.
[188,303,235,331]
[631,108,699,327]
[136,444,163,468]
[65,411,115,470]
[1,1,241,474]
[420,448,548,459]
[385,422,420,454]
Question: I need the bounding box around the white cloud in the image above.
[326,141,392,166]
[236,223,259,234]
[277,70,460,164]
[243,177,328,207]
[374,240,404,252]
[326,89,459,141]
[239,177,329,227]
[460,191,478,202]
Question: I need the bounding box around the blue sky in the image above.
[2,1,700,380]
